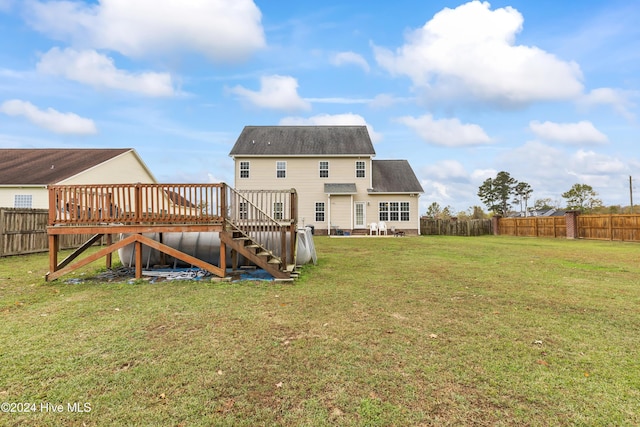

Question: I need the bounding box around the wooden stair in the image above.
[220,227,292,280]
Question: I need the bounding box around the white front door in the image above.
[354,202,365,228]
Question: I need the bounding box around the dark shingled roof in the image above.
[0,148,132,185]
[371,160,423,193]
[230,126,376,156]
[324,183,357,194]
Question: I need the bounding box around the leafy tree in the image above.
[425,202,453,219]
[477,171,517,215]
[513,182,533,215]
[534,198,554,211]
[462,205,486,219]
[425,202,442,219]
[561,183,603,213]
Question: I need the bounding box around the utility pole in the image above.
[630,176,634,214]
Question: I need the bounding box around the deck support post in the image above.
[47,234,59,281]
[135,239,143,279]
[219,239,227,278]
[105,234,112,269]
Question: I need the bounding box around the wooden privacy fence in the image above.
[0,208,99,257]
[497,213,640,242]
[497,216,566,238]
[577,214,640,242]
[420,218,492,236]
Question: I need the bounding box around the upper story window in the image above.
[239,161,250,179]
[356,161,366,178]
[276,161,287,178]
[14,195,32,208]
[319,161,329,178]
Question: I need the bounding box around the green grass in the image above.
[1,236,639,426]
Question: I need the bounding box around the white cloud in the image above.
[25,0,265,62]
[279,113,382,143]
[396,114,491,146]
[304,97,370,104]
[529,120,609,145]
[368,93,414,109]
[578,88,636,121]
[422,160,469,182]
[419,160,477,211]
[570,149,627,175]
[330,51,370,72]
[0,99,97,135]
[228,75,311,112]
[0,0,14,12]
[373,1,583,106]
[37,48,176,96]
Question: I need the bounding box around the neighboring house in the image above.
[229,126,424,235]
[0,148,157,209]
[509,209,566,218]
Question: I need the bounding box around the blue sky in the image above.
[1,0,639,213]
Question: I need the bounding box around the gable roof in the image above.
[0,148,134,185]
[370,160,423,193]
[229,126,376,157]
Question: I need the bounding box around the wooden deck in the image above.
[46,183,297,281]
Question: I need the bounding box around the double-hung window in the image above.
[400,202,410,221]
[315,202,325,222]
[319,161,329,178]
[356,161,365,178]
[273,202,283,220]
[238,202,248,220]
[276,161,286,178]
[379,202,389,221]
[239,161,250,179]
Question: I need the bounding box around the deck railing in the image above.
[48,183,226,226]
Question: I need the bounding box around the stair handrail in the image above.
[226,187,293,260]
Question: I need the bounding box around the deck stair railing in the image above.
[226,187,297,261]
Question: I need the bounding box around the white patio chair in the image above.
[378,221,387,235]
[369,222,378,236]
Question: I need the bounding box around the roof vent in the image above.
[252,140,255,144]
[51,165,54,169]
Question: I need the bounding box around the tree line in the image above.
[425,171,610,219]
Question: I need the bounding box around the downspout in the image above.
[327,193,331,235]
[350,194,354,231]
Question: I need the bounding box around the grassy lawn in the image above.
[1,236,639,426]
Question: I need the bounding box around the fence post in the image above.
[565,211,579,239]
[491,215,501,235]
[0,208,4,257]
